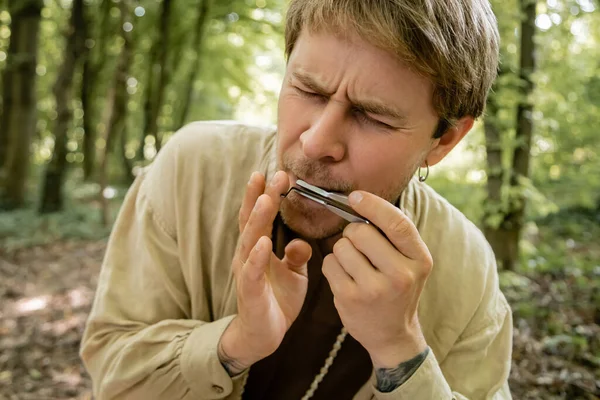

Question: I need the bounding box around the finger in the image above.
[332,237,380,284]
[348,191,429,260]
[239,236,271,298]
[239,172,266,233]
[263,170,290,211]
[281,239,312,277]
[237,194,278,268]
[322,253,355,295]
[343,222,408,278]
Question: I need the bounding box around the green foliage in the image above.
[19,0,287,178]
[0,0,598,396]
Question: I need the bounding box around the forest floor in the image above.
[0,210,599,400]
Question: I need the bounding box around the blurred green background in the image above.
[0,0,598,399]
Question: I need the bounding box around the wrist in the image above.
[369,331,428,369]
[218,317,261,375]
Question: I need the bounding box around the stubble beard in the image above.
[278,153,418,240]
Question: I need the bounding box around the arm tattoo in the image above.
[217,341,248,377]
[375,347,430,393]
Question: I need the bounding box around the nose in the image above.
[300,102,347,162]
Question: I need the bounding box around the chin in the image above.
[279,196,347,240]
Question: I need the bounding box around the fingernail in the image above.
[270,171,283,187]
[349,191,363,205]
[248,171,258,185]
[255,237,263,251]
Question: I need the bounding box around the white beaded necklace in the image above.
[240,326,348,399]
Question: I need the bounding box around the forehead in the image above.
[287,29,436,117]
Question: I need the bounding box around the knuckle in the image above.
[322,254,335,274]
[421,255,434,276]
[387,217,411,237]
[353,223,370,240]
[342,223,356,238]
[344,222,370,241]
[362,285,379,303]
[323,253,336,265]
[391,270,413,291]
[232,256,245,279]
[333,238,350,255]
[345,287,361,303]
[403,272,416,290]
[237,242,248,259]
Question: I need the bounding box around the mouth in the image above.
[288,173,348,195]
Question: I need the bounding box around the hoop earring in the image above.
[418,161,429,182]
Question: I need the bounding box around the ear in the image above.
[424,116,474,167]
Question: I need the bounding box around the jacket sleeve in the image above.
[371,265,513,399]
[80,167,247,400]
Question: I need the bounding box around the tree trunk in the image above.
[136,0,172,160]
[98,0,133,226]
[119,123,135,186]
[483,0,536,270]
[0,0,43,210]
[137,55,156,161]
[39,0,86,213]
[81,44,94,179]
[177,0,211,129]
[483,84,511,265]
[82,0,112,180]
[502,0,537,270]
[119,123,134,185]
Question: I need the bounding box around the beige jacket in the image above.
[80,121,513,400]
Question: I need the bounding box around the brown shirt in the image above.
[243,215,373,399]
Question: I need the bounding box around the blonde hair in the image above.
[284,0,500,137]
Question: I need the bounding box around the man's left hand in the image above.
[322,190,432,369]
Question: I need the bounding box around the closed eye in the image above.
[293,86,326,100]
[293,84,399,131]
[353,109,396,130]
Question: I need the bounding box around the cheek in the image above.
[277,94,312,150]
[347,139,418,191]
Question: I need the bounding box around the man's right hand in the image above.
[217,170,312,375]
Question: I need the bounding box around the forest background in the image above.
[0,0,599,398]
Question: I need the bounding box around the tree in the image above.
[177,0,211,128]
[136,0,173,160]
[483,0,537,270]
[39,0,86,213]
[98,0,133,226]
[81,0,114,181]
[0,0,44,210]
[506,0,537,266]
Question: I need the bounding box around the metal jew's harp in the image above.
[281,179,371,225]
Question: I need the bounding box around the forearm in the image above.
[81,316,244,400]
[370,300,513,400]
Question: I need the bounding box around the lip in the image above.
[284,173,325,208]
[287,172,345,195]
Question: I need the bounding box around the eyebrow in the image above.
[352,100,408,123]
[291,71,408,122]
[292,71,335,96]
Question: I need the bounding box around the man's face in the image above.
[277,29,439,239]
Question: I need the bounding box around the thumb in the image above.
[282,239,312,277]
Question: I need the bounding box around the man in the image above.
[80,0,513,399]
